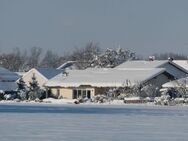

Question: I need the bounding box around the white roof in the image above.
[116,60,168,69]
[162,77,188,88]
[173,60,188,71]
[57,61,78,70]
[15,72,26,77]
[116,60,188,79]
[45,68,166,88]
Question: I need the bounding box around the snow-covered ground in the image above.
[0,103,188,141]
[0,98,136,105]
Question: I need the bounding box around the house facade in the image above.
[19,68,63,89]
[45,68,174,99]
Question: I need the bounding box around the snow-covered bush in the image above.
[91,95,110,103]
[17,90,28,100]
[4,93,17,100]
[174,98,185,104]
[154,90,175,106]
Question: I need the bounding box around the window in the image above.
[73,90,77,99]
[82,90,86,98]
[72,89,91,99]
[87,90,91,99]
[78,90,81,98]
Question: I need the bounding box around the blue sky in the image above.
[1,0,188,56]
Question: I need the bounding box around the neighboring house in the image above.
[116,60,188,79]
[0,67,19,93]
[20,68,63,89]
[57,61,78,70]
[45,68,174,99]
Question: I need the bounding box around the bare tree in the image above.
[40,49,60,68]
[69,42,101,69]
[152,53,187,60]
[27,47,42,68]
[0,47,27,71]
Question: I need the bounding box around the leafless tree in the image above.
[40,49,60,68]
[152,52,187,60]
[27,47,42,68]
[0,47,27,71]
[68,42,101,69]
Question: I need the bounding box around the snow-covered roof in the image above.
[115,60,188,79]
[57,61,78,70]
[36,68,63,79]
[116,60,168,69]
[0,82,17,91]
[0,67,19,81]
[45,68,166,88]
[162,77,188,88]
[15,72,27,77]
[173,60,188,71]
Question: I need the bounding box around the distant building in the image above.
[0,67,19,93]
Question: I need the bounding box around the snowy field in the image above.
[0,104,188,141]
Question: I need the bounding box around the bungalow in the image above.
[19,68,63,89]
[116,60,188,79]
[45,68,174,99]
[0,67,19,93]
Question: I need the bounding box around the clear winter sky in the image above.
[1,0,188,56]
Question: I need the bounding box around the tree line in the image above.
[0,42,187,72]
[0,42,135,71]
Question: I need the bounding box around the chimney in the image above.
[149,56,155,61]
[168,57,174,62]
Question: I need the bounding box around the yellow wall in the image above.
[49,87,96,99]
[22,68,48,89]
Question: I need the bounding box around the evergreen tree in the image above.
[29,73,40,91]
[28,73,43,100]
[17,77,28,100]
[17,77,26,90]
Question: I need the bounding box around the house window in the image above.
[72,89,91,99]
[73,90,77,99]
[78,90,82,98]
[82,90,86,98]
[87,91,91,99]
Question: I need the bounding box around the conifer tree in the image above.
[17,77,28,100]
[28,73,42,100]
